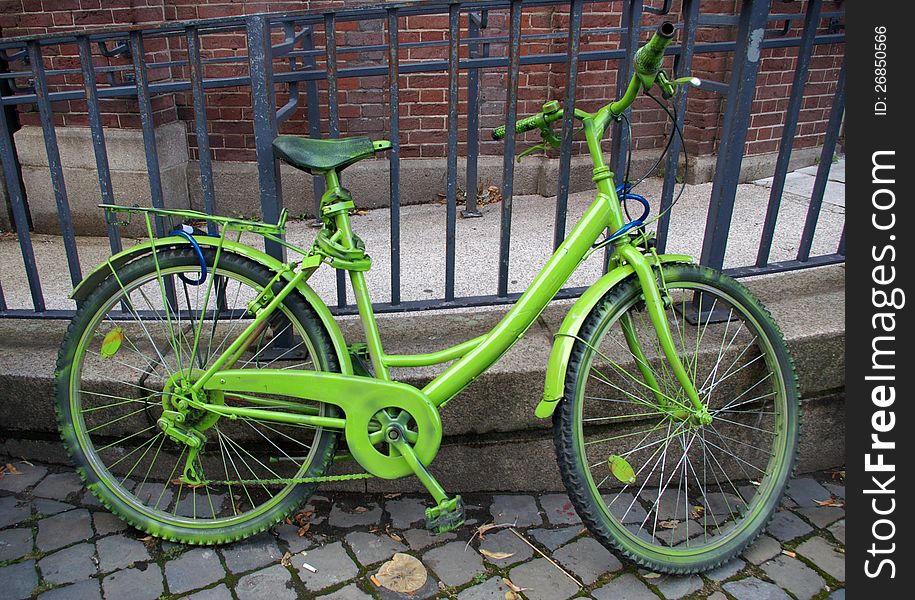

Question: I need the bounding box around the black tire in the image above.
[553,263,799,573]
[55,248,342,544]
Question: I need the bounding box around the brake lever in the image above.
[656,71,702,99]
[517,123,563,162]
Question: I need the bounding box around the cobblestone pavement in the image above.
[0,459,845,600]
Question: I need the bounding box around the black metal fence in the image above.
[0,0,845,318]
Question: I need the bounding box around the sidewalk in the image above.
[0,459,845,600]
[0,163,845,311]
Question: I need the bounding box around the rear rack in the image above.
[101,204,288,236]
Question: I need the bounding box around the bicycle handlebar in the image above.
[491,100,563,140]
[491,21,677,141]
[634,21,675,84]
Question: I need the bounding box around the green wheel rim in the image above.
[66,257,331,532]
[570,273,794,567]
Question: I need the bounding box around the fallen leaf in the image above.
[353,506,369,513]
[814,498,844,508]
[383,493,402,499]
[375,553,427,594]
[690,506,705,519]
[782,550,797,558]
[480,549,515,560]
[169,478,206,489]
[100,327,125,358]
[388,532,403,543]
[502,578,527,593]
[607,455,636,484]
[280,551,292,567]
[297,523,311,536]
[5,463,21,475]
[659,520,680,529]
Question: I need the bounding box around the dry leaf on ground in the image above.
[502,578,528,593]
[815,498,844,508]
[480,549,515,560]
[375,553,428,594]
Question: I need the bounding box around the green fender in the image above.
[70,236,353,375]
[535,253,693,418]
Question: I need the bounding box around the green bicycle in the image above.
[55,22,798,574]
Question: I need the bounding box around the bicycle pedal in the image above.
[425,495,464,534]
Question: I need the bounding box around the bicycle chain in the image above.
[208,472,374,486]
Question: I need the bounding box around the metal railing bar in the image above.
[606,0,643,272]
[0,0,846,320]
[657,0,699,253]
[756,0,822,267]
[496,0,523,298]
[462,9,487,219]
[797,56,846,262]
[0,33,848,107]
[323,12,347,309]
[724,254,845,278]
[302,29,326,223]
[388,8,403,306]
[698,0,769,271]
[275,22,303,125]
[444,2,461,302]
[0,250,847,321]
[245,15,286,262]
[553,0,584,251]
[609,0,642,176]
[77,36,123,256]
[0,102,45,311]
[0,23,666,80]
[27,41,82,288]
[129,31,167,239]
[186,26,218,235]
[1,0,845,51]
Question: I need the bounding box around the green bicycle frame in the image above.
[175,95,703,416]
[84,22,707,494]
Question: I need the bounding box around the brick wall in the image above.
[1,0,845,166]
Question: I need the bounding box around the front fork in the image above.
[615,244,711,425]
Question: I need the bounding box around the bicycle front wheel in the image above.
[55,248,341,544]
[554,263,799,573]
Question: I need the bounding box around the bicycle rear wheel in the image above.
[554,263,799,573]
[55,248,341,544]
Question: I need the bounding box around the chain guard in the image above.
[344,392,442,479]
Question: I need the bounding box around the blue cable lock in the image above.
[606,183,650,242]
[170,225,209,285]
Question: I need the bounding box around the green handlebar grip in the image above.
[634,21,675,81]
[492,101,563,140]
[492,113,545,140]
